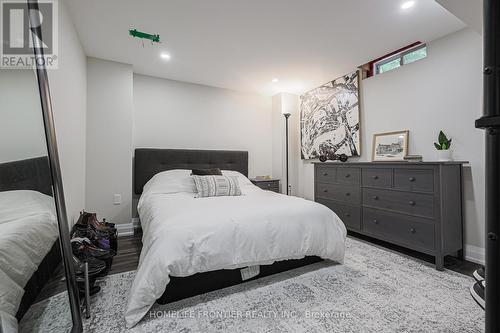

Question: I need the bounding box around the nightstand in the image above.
[250,178,280,193]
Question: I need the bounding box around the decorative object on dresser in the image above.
[434,130,453,161]
[250,178,280,193]
[404,155,423,162]
[314,161,467,270]
[372,130,409,161]
[319,153,349,163]
[300,70,361,159]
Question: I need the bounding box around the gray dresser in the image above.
[314,162,466,270]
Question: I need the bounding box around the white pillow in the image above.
[142,169,196,195]
[221,170,253,186]
[0,190,55,225]
[193,175,242,198]
[142,169,254,196]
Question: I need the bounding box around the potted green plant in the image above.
[434,130,452,161]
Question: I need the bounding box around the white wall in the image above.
[0,70,47,163]
[46,0,87,224]
[133,74,273,177]
[86,58,133,224]
[297,28,485,262]
[272,94,284,190]
[272,93,300,195]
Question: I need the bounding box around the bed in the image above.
[125,149,347,327]
[0,157,61,329]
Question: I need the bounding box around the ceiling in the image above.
[65,0,465,95]
[436,0,482,34]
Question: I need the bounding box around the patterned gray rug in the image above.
[21,237,485,332]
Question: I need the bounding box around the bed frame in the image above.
[134,148,322,305]
[0,157,62,320]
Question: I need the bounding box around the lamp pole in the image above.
[475,0,500,331]
[283,113,291,195]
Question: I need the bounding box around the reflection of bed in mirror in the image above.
[0,157,62,322]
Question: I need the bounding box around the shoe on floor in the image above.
[473,267,485,283]
[470,281,485,310]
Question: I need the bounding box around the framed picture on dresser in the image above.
[371,130,409,161]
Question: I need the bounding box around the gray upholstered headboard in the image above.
[0,157,52,196]
[134,149,249,194]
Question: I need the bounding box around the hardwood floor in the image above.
[36,230,480,302]
[106,233,142,275]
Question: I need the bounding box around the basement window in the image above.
[374,43,427,74]
[359,42,427,78]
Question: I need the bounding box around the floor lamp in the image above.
[475,0,500,331]
[282,111,291,195]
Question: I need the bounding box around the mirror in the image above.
[0,69,71,331]
[0,4,80,327]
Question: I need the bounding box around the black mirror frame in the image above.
[27,0,83,331]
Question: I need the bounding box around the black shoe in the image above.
[71,238,116,260]
[470,281,485,310]
[473,267,485,284]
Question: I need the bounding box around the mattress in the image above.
[0,190,58,329]
[125,170,347,327]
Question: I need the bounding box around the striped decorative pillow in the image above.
[192,175,242,197]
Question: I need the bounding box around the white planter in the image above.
[436,149,452,162]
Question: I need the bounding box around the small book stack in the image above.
[255,175,272,180]
[404,155,423,162]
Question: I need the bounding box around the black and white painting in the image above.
[300,70,360,160]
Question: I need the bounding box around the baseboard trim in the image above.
[465,244,485,265]
[116,218,141,236]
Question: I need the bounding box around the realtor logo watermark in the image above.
[1,0,58,68]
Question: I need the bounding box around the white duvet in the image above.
[125,170,346,327]
[0,190,58,332]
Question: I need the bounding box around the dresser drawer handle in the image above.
[345,174,350,178]
[410,228,416,233]
[372,196,379,200]
[409,201,416,206]
[323,173,328,176]
[372,175,379,180]
[373,219,378,224]
[345,213,351,217]
[345,192,351,196]
[323,189,328,193]
[408,177,416,182]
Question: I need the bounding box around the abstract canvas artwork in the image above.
[300,70,360,159]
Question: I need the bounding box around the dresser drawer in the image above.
[362,208,435,251]
[316,199,360,230]
[257,181,279,192]
[362,168,392,188]
[316,166,336,183]
[316,183,360,205]
[362,188,434,218]
[337,167,360,185]
[394,169,434,193]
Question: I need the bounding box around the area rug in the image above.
[21,237,485,332]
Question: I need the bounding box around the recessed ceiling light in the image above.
[272,78,279,83]
[401,1,415,9]
[160,52,171,60]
